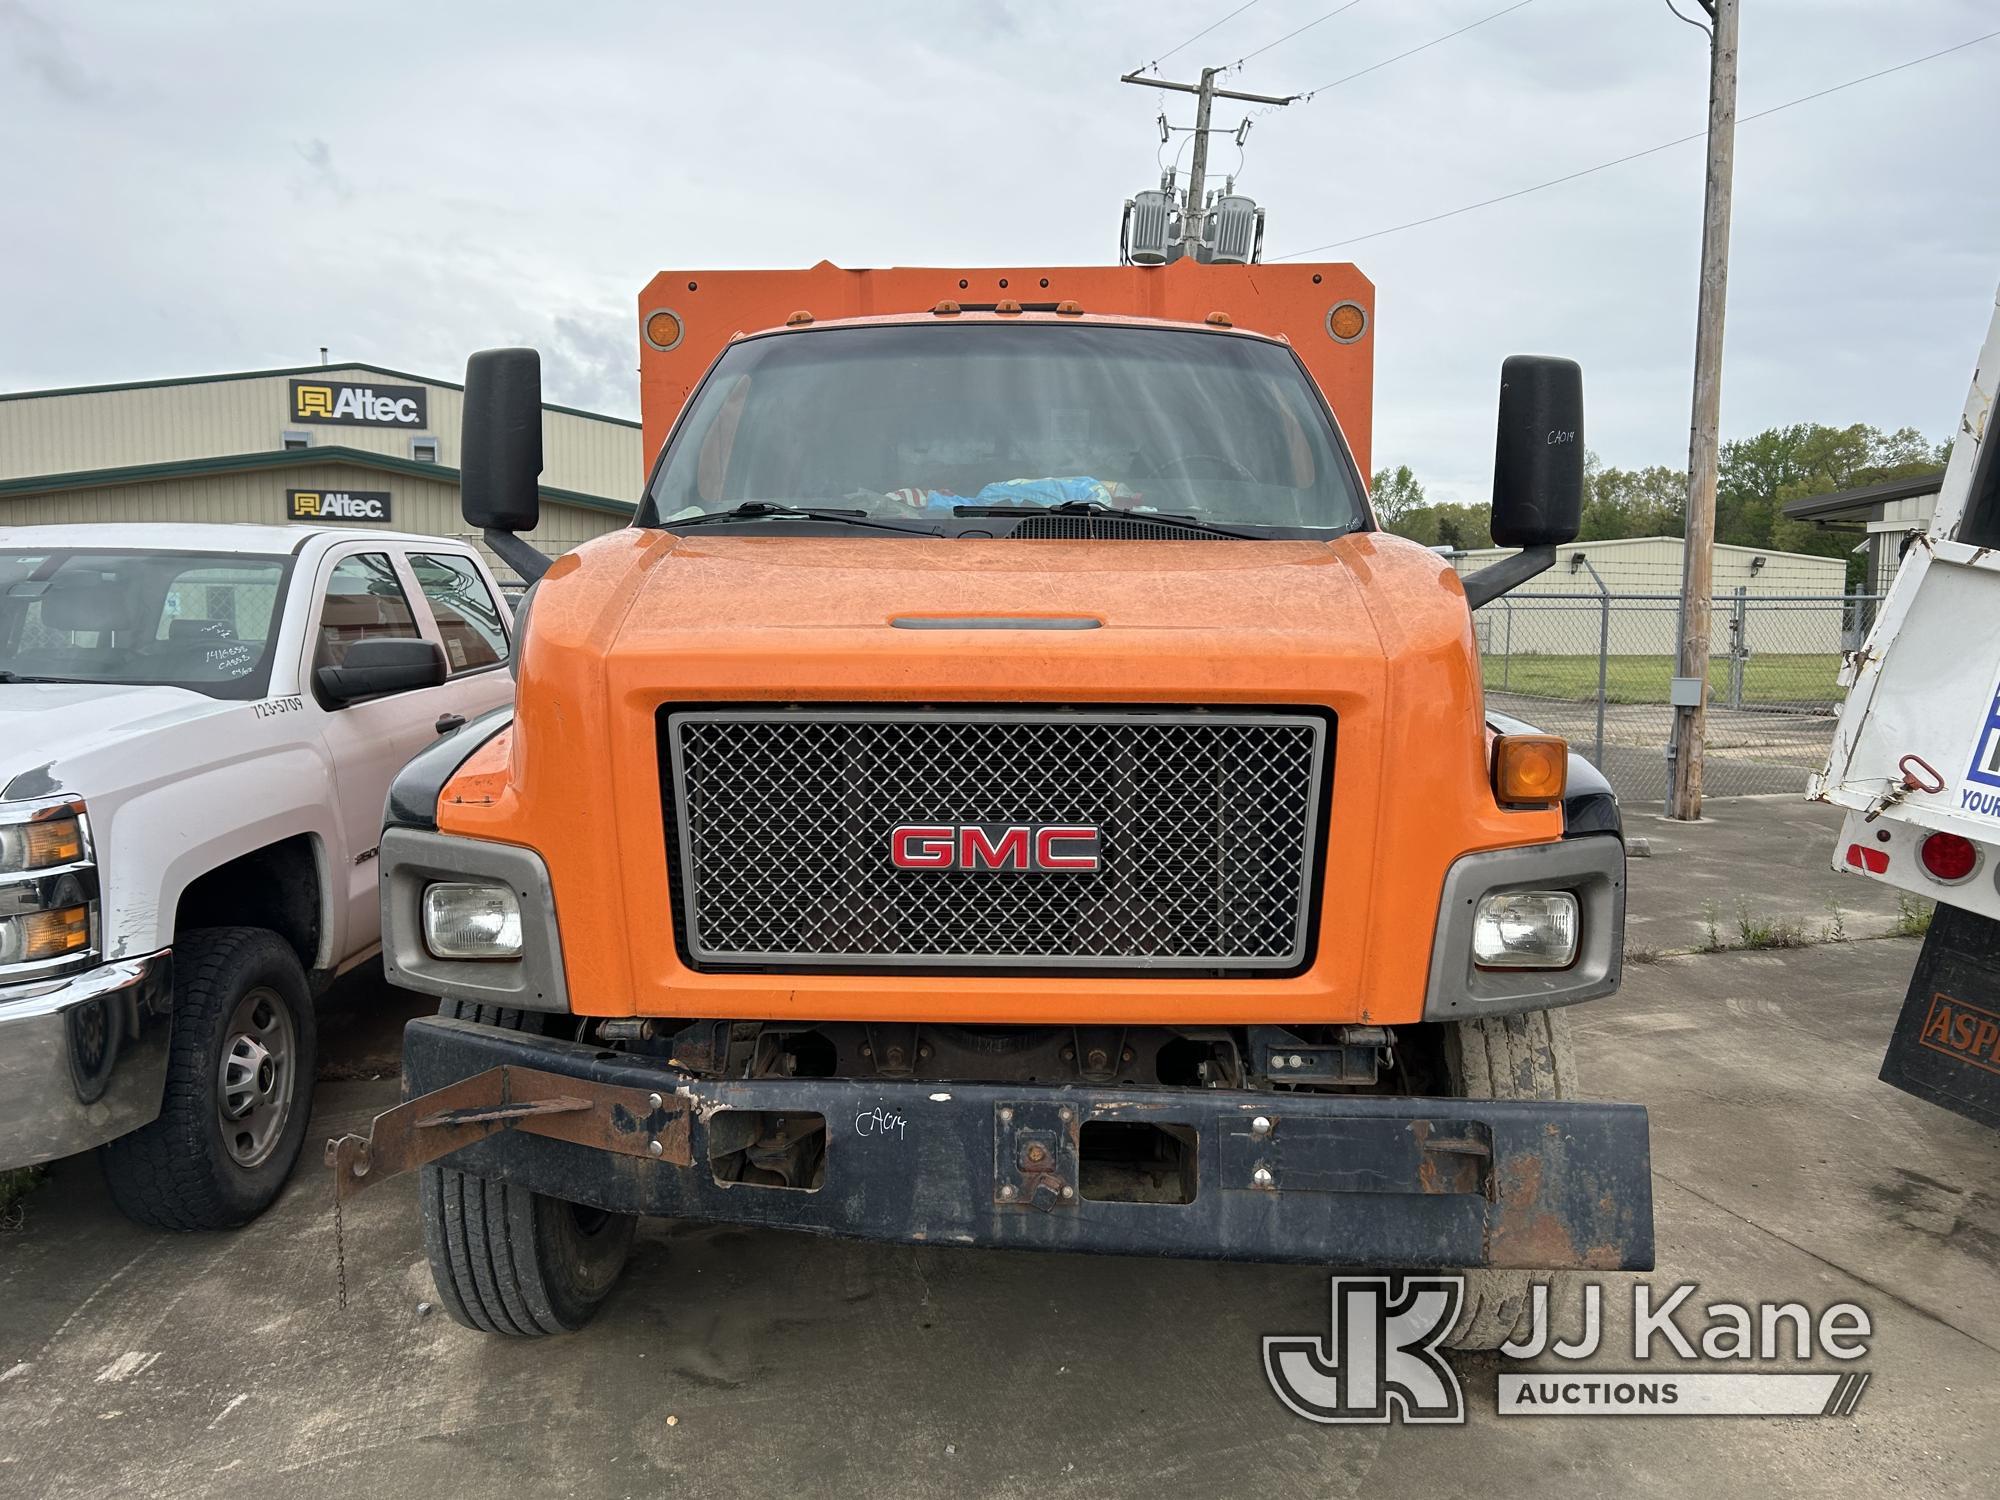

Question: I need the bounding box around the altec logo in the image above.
[288,489,391,522]
[890,823,1101,873]
[289,378,428,428]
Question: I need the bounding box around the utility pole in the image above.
[1120,67,1296,248]
[1667,0,1739,821]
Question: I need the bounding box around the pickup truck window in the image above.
[314,552,422,673]
[408,552,508,673]
[0,548,287,698]
[646,323,1369,538]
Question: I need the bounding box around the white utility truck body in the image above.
[0,523,513,1225]
[1814,287,2000,1128]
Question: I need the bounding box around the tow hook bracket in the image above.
[323,1064,694,1204]
[995,1101,1080,1211]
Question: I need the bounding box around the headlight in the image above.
[0,813,85,873]
[1472,890,1579,969]
[0,906,92,966]
[421,881,523,960]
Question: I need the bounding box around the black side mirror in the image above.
[316,637,447,707]
[461,348,553,583]
[1490,354,1584,548]
[1460,355,1585,610]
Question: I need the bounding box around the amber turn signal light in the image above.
[22,906,91,962]
[25,815,84,867]
[1493,734,1567,806]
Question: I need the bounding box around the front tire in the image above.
[418,1003,635,1335]
[1439,1007,1579,1351]
[101,927,317,1231]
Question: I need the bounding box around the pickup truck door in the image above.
[304,544,469,958]
[398,548,517,730]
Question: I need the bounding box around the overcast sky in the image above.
[3,0,1996,502]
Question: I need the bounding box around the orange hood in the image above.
[442,528,1561,1026]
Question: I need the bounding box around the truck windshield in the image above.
[0,549,290,699]
[646,323,1370,536]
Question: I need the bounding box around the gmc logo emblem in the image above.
[890,823,1101,873]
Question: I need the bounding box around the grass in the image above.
[1481,651,1845,707]
[0,1165,45,1228]
[1895,894,1935,938]
[1734,896,1811,950]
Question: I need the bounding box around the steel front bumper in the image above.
[0,953,173,1169]
[335,1016,1654,1270]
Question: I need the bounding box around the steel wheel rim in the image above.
[218,985,295,1168]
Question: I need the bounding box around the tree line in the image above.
[1370,423,1946,587]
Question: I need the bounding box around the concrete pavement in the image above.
[3,935,1995,1498]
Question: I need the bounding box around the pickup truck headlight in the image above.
[422,881,524,960]
[0,799,98,981]
[1472,890,1579,969]
[0,813,85,873]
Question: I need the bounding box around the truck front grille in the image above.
[661,708,1327,971]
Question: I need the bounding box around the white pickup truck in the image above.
[0,523,513,1227]
[1815,287,2000,1132]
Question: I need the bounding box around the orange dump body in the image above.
[434,262,1556,1028]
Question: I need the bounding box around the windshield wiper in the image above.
[664,502,939,536]
[0,670,78,684]
[952,499,1260,541]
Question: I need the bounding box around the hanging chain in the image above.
[333,1185,349,1312]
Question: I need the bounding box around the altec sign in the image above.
[890,823,1101,873]
[288,489,391,522]
[289,378,428,428]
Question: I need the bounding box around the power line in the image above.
[1273,26,2000,258]
[1137,0,1263,74]
[1296,0,1538,98]
[1226,1,1363,72]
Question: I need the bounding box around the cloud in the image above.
[0,0,100,101]
[535,313,638,419]
[291,138,352,203]
[0,0,1993,505]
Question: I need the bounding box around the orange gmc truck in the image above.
[328,261,1652,1350]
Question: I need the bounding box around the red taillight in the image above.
[1920,832,1979,883]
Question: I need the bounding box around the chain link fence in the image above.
[1469,558,1876,804]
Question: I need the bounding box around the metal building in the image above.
[0,362,644,581]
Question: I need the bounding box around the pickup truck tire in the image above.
[1440,1007,1579,1352]
[418,1002,637,1335]
[100,927,317,1231]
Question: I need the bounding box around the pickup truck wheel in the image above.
[418,1002,636,1335]
[1439,1007,1579,1352]
[100,928,317,1231]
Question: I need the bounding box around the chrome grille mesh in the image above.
[664,710,1326,969]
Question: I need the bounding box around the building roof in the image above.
[0,445,636,518]
[0,360,640,430]
[1780,471,1946,524]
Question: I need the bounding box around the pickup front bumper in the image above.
[332,1015,1654,1271]
[0,953,173,1169]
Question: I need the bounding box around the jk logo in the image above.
[1263,1276,1465,1424]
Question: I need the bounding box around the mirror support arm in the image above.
[483,528,552,586]
[1460,545,1556,610]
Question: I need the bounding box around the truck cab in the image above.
[0,523,513,1227]
[339,264,1654,1349]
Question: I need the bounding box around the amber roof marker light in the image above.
[1327,301,1368,344]
[643,309,684,352]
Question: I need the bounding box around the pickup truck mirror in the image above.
[461,348,552,584]
[1461,355,1585,609]
[315,637,447,707]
